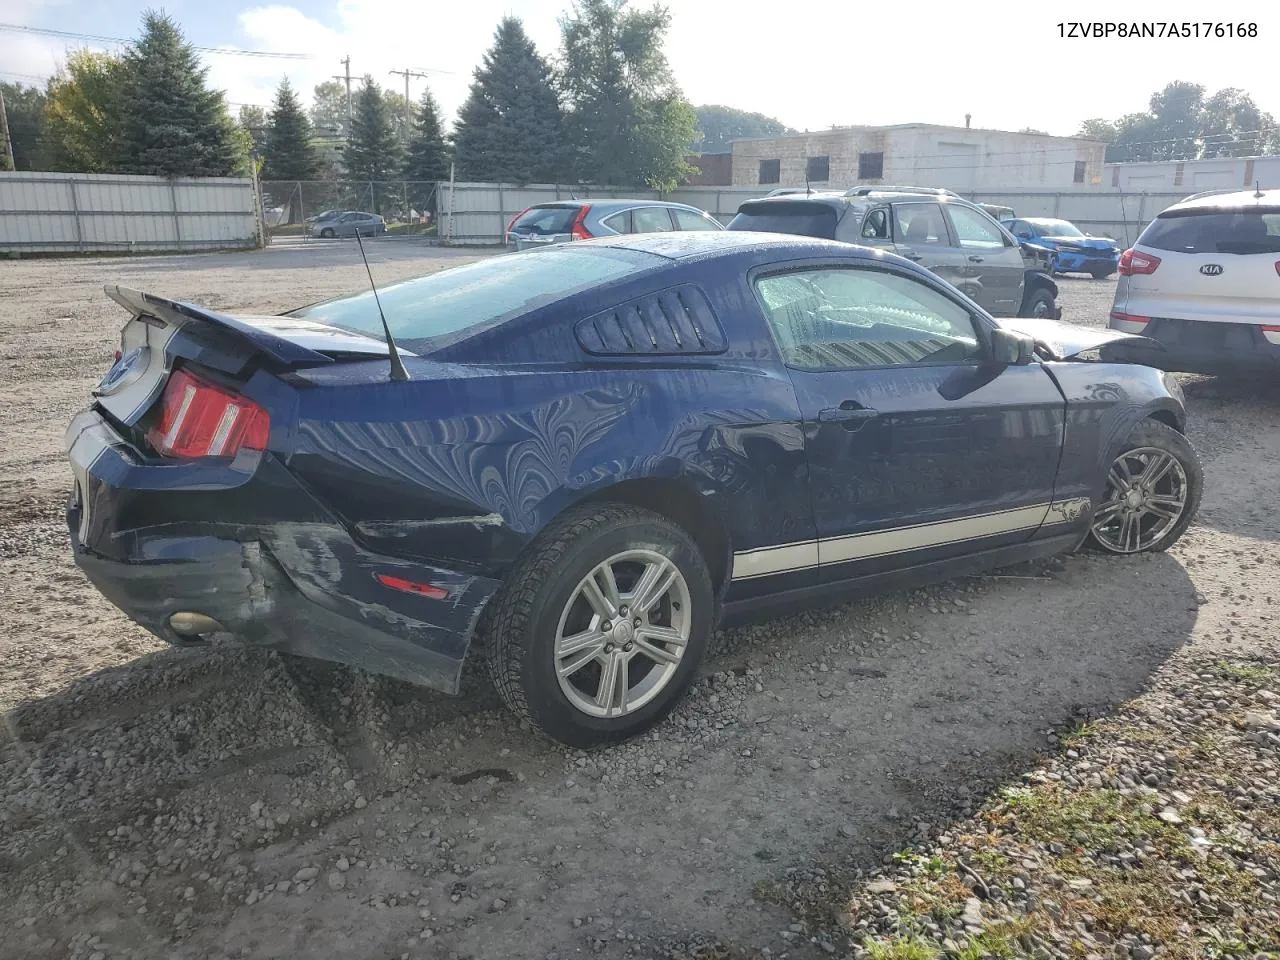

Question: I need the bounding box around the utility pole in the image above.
[332,56,352,140]
[0,86,15,172]
[388,68,430,143]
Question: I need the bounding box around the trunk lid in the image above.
[95,285,405,425]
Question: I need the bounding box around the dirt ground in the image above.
[1,244,1276,960]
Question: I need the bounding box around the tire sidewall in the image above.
[519,518,713,745]
[1025,289,1054,318]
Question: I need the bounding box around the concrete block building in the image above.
[728,124,1107,193]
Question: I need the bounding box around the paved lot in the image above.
[0,250,1276,960]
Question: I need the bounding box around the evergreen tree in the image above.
[118,11,240,177]
[452,17,566,183]
[343,75,402,184]
[263,78,320,181]
[558,0,695,188]
[402,87,450,183]
[237,105,268,157]
[310,80,349,139]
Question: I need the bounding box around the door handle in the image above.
[968,255,984,263]
[818,403,880,429]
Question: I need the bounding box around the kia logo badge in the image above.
[1200,264,1224,276]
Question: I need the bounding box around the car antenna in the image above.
[353,231,410,382]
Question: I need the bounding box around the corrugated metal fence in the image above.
[436,181,1192,248]
[0,172,261,255]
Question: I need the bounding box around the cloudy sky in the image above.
[2,0,1275,138]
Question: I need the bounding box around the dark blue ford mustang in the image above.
[67,233,1202,746]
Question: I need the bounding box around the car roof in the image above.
[548,230,870,261]
[1168,187,1280,212]
[530,199,710,214]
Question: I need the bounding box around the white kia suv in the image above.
[1108,187,1280,374]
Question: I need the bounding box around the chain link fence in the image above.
[259,181,440,239]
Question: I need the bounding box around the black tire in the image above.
[1090,266,1115,280]
[482,503,713,748]
[1021,287,1056,319]
[320,227,335,239]
[1085,419,1202,555]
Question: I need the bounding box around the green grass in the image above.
[1215,660,1277,682]
[865,935,939,960]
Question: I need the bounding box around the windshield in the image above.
[727,202,838,240]
[289,247,658,348]
[1139,208,1280,254]
[1029,219,1084,237]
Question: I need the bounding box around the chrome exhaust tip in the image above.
[169,612,224,635]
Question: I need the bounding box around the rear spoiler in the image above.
[105,285,404,366]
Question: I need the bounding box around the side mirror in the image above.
[990,328,1036,365]
[1015,231,1032,240]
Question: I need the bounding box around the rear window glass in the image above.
[510,205,579,236]
[289,247,657,349]
[727,202,838,240]
[1139,208,1280,254]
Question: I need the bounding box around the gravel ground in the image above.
[1,252,1277,960]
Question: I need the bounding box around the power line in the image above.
[0,22,315,59]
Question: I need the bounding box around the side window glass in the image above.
[946,205,1007,250]
[632,207,676,233]
[754,268,981,370]
[861,209,890,240]
[892,203,949,246]
[603,210,633,233]
[672,209,720,231]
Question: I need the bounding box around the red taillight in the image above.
[145,369,270,459]
[1275,260,1280,277]
[1118,248,1161,276]
[570,204,593,240]
[375,573,451,601]
[505,207,532,241]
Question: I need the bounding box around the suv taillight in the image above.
[571,204,593,240]
[1118,248,1161,276]
[145,369,270,459]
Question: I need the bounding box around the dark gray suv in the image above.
[728,187,1060,320]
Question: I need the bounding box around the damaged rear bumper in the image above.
[67,408,501,695]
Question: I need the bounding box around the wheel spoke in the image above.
[1118,512,1137,552]
[1137,452,1175,488]
[1107,465,1131,494]
[632,636,682,665]
[580,569,619,620]
[1093,500,1125,522]
[637,624,687,649]
[595,652,626,714]
[556,627,606,662]
[1142,502,1180,521]
[630,559,678,615]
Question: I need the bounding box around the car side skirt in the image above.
[719,529,1081,628]
[729,497,1091,580]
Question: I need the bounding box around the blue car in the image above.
[1003,217,1121,279]
[67,233,1200,746]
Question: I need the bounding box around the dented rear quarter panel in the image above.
[281,252,817,582]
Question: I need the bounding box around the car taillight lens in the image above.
[1275,260,1280,277]
[1118,248,1161,276]
[145,369,270,459]
[570,204,593,240]
[1261,325,1280,345]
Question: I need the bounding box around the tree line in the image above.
[1078,81,1280,162]
[2,0,784,193]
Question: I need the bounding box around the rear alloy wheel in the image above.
[483,503,713,747]
[320,227,335,239]
[1087,420,1202,554]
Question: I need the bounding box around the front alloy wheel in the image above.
[1087,419,1202,555]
